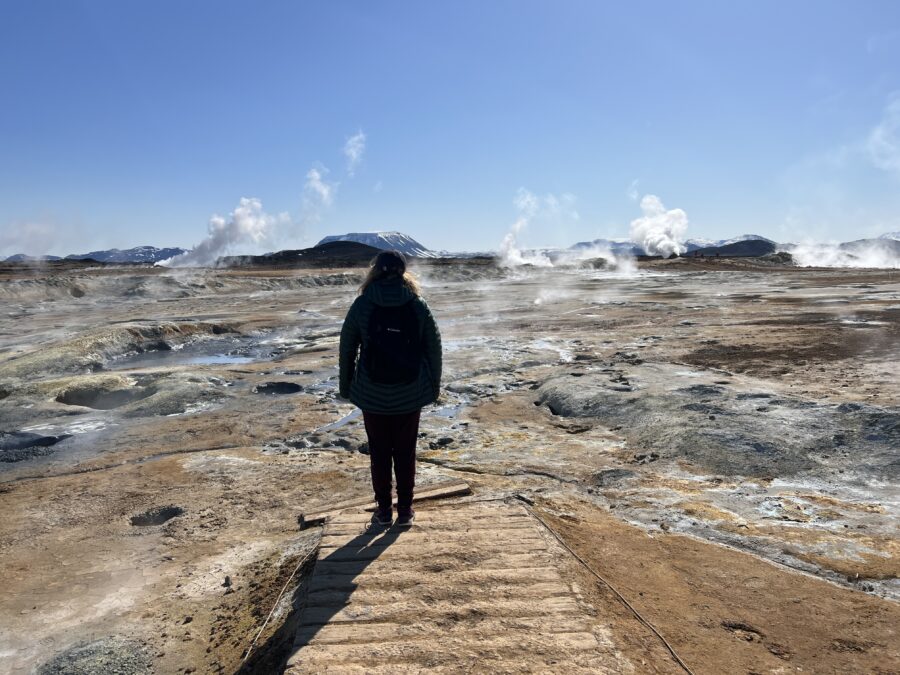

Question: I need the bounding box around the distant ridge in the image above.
[570,234,774,257]
[690,239,777,257]
[5,231,898,264]
[685,234,775,252]
[218,240,382,268]
[65,246,188,263]
[4,254,63,262]
[317,232,437,258]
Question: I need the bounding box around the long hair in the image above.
[359,252,421,296]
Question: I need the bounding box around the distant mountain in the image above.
[683,238,717,250]
[4,254,62,262]
[879,231,900,242]
[64,246,188,263]
[571,234,774,256]
[317,232,437,258]
[219,240,383,268]
[723,234,775,245]
[685,234,775,252]
[691,239,778,257]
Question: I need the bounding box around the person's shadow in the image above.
[239,521,402,674]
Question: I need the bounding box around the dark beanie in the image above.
[374,250,406,274]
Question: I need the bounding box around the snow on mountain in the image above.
[683,237,718,250]
[316,232,437,258]
[879,231,900,241]
[720,234,776,246]
[65,247,188,263]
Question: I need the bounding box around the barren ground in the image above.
[0,259,897,674]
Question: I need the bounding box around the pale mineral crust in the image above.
[0,258,897,674]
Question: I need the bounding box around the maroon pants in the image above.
[363,409,421,510]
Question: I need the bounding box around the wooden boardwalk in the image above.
[285,501,622,673]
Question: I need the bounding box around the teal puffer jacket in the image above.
[339,278,442,414]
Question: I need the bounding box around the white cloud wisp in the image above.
[343,131,366,177]
[867,96,900,176]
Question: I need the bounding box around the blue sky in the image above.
[2,1,900,255]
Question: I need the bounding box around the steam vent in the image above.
[1,252,897,674]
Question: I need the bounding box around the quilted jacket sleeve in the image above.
[338,298,363,398]
[420,299,442,397]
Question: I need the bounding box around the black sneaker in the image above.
[396,507,415,527]
[371,507,392,527]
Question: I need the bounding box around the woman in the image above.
[338,250,442,527]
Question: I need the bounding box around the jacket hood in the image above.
[363,277,416,307]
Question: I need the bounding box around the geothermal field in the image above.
[1,256,898,674]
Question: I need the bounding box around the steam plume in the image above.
[629,194,688,257]
[867,96,900,175]
[498,188,552,267]
[343,131,366,177]
[627,179,640,201]
[498,188,579,266]
[0,222,59,258]
[787,240,900,269]
[163,159,338,268]
[162,198,289,267]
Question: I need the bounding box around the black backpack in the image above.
[363,301,423,385]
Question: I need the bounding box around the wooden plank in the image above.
[321,523,537,540]
[294,615,593,646]
[325,514,533,528]
[307,566,563,592]
[306,580,573,607]
[287,631,600,667]
[299,596,583,626]
[312,552,557,576]
[287,661,606,675]
[318,527,540,546]
[327,506,527,526]
[299,481,471,530]
[291,659,613,675]
[284,501,617,672]
[315,541,547,562]
[318,529,545,550]
[323,519,535,536]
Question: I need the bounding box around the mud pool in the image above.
[0,260,897,674]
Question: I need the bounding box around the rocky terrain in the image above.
[0,258,897,673]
